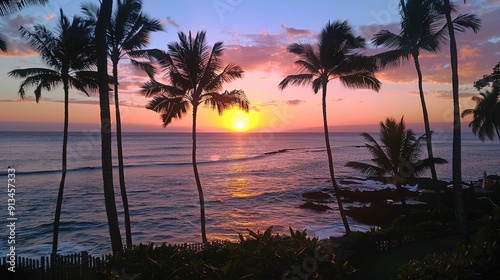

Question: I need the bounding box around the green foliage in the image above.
[97,227,356,279]
[397,208,500,279]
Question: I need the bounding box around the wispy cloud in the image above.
[166,16,179,29]
[0,14,38,57]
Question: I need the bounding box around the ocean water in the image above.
[0,131,498,257]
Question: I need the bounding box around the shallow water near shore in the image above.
[0,131,498,257]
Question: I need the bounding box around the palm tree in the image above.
[346,117,447,214]
[443,0,480,244]
[96,0,123,253]
[462,90,500,141]
[279,21,381,235]
[0,0,48,51]
[463,62,500,141]
[8,9,97,253]
[0,0,47,15]
[473,61,500,92]
[142,30,249,243]
[373,0,480,209]
[81,0,163,248]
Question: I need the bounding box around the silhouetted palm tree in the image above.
[0,0,47,15]
[473,61,500,92]
[8,9,97,253]
[96,0,123,253]
[462,90,500,141]
[279,21,381,235]
[373,0,480,209]
[81,0,163,248]
[443,0,480,244]
[346,117,447,214]
[0,0,48,51]
[464,62,500,141]
[142,30,249,243]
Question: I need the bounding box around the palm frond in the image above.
[0,0,48,16]
[146,95,189,126]
[452,13,481,34]
[278,74,314,90]
[141,79,185,98]
[129,59,156,78]
[345,161,386,176]
[339,73,381,92]
[0,34,6,52]
[372,30,402,49]
[70,71,101,96]
[202,89,249,115]
[411,157,448,177]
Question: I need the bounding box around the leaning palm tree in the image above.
[0,0,48,51]
[346,117,447,214]
[279,21,381,235]
[142,30,249,243]
[462,90,500,141]
[443,0,480,244]
[95,0,123,253]
[373,0,480,209]
[8,9,97,253]
[81,0,163,248]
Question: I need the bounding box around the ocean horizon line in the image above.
[0,121,473,134]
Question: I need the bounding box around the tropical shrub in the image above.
[397,208,500,279]
[96,227,356,279]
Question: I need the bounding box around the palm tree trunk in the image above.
[444,0,469,244]
[113,60,132,248]
[413,54,442,210]
[192,105,208,243]
[96,0,123,253]
[52,78,69,254]
[495,125,500,141]
[322,85,351,235]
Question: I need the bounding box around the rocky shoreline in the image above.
[299,177,500,225]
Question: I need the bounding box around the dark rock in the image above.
[302,191,331,201]
[299,202,332,212]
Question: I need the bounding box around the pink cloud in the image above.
[284,99,305,106]
[280,25,315,41]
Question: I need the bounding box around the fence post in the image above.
[82,251,89,279]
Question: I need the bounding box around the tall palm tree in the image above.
[279,21,381,235]
[142,30,249,243]
[462,90,500,141]
[81,0,163,248]
[0,0,47,15]
[96,0,123,253]
[346,117,447,214]
[373,0,480,208]
[443,0,480,244]
[0,0,48,51]
[8,9,97,253]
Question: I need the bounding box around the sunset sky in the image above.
[0,0,499,133]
